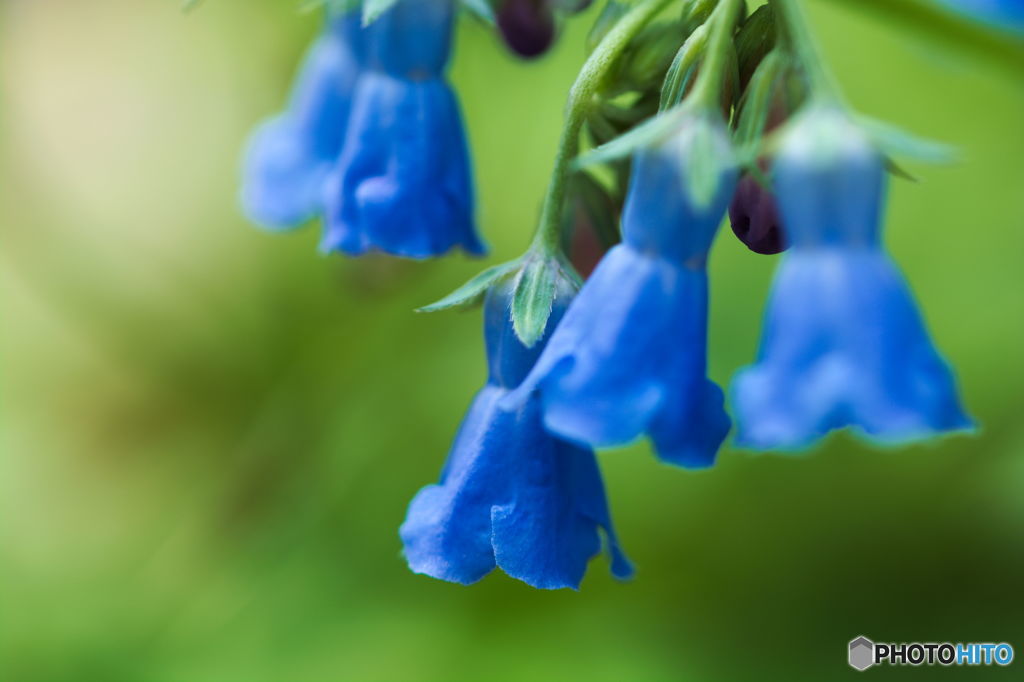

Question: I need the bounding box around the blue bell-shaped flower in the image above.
[241,12,364,230]
[731,105,974,450]
[321,0,484,258]
[506,116,735,468]
[400,281,632,590]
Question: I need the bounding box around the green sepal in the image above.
[855,115,959,165]
[617,22,692,95]
[460,0,495,24]
[733,49,787,162]
[511,255,581,347]
[681,0,717,34]
[575,106,688,168]
[735,3,776,87]
[659,23,709,110]
[681,112,734,210]
[885,158,920,183]
[362,0,400,25]
[416,260,520,313]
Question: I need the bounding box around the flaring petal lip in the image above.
[735,116,974,452]
[240,16,363,230]
[400,288,631,590]
[319,76,483,258]
[732,250,974,452]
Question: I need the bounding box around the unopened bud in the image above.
[728,172,785,255]
[498,0,556,59]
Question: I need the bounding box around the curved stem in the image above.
[773,0,843,101]
[531,0,676,256]
[688,0,743,111]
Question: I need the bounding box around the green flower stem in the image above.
[687,0,743,111]
[531,0,677,256]
[772,0,843,102]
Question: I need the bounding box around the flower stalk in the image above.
[687,0,743,111]
[772,0,842,102]
[531,0,677,257]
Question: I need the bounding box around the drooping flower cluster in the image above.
[241,0,989,589]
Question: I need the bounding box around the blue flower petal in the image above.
[732,250,974,450]
[732,107,973,450]
[366,0,456,78]
[506,127,735,467]
[649,379,731,469]
[321,75,482,258]
[490,403,604,590]
[240,16,363,230]
[320,0,484,259]
[401,386,508,585]
[401,288,631,589]
[522,246,673,448]
[241,117,334,230]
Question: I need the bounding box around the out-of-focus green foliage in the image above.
[1,1,1022,680]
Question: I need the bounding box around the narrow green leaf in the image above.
[575,108,686,168]
[416,260,519,313]
[734,50,786,150]
[885,158,920,183]
[684,125,721,209]
[362,0,400,25]
[511,259,557,348]
[682,115,734,210]
[856,115,959,165]
[659,24,708,111]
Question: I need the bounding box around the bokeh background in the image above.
[1,1,1022,680]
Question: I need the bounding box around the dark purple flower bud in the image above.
[728,172,786,255]
[497,0,556,59]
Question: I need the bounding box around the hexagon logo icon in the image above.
[849,636,875,671]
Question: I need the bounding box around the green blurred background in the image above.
[1,1,1022,680]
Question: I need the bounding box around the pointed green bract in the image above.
[856,115,959,165]
[734,50,787,156]
[511,259,559,348]
[417,260,520,313]
[362,0,400,26]
[574,108,686,169]
[659,24,709,111]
